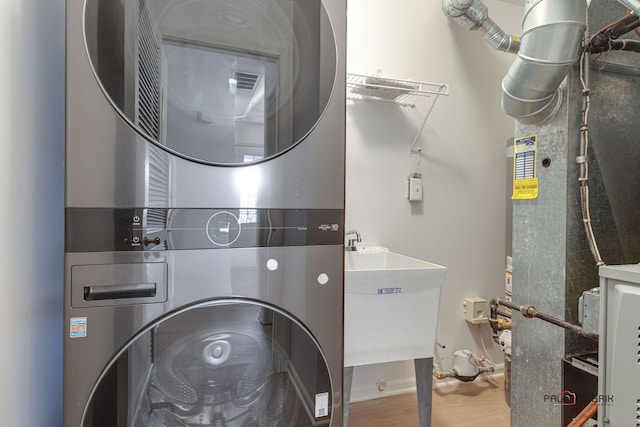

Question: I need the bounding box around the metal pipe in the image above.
[567,397,598,427]
[442,0,475,17]
[489,298,513,323]
[442,0,520,54]
[494,297,599,342]
[432,370,456,380]
[489,298,500,343]
[589,13,640,53]
[489,298,513,343]
[606,12,640,39]
[501,0,586,124]
[479,16,520,53]
[497,310,511,319]
[616,0,640,15]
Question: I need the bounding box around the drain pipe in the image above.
[442,0,520,54]
[501,0,587,124]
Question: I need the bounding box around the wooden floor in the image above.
[347,375,510,427]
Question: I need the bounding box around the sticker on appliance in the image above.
[315,392,329,418]
[70,317,87,338]
[512,135,539,200]
[378,287,402,295]
[505,256,513,315]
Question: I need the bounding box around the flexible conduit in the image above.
[579,8,604,266]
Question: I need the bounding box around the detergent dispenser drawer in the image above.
[71,262,168,307]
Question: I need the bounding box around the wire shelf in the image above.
[346,73,449,107]
[346,73,450,156]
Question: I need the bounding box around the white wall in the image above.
[0,0,65,425]
[345,0,523,400]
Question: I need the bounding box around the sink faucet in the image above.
[345,230,361,251]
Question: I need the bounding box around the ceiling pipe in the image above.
[501,0,587,124]
[442,0,521,54]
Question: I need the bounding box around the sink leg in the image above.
[343,366,354,427]
[414,358,433,427]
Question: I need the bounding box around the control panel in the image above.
[65,208,344,252]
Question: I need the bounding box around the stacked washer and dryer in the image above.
[64,0,345,426]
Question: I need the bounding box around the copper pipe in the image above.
[566,397,598,427]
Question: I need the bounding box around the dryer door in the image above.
[84,0,338,165]
[82,300,335,426]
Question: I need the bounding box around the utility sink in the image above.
[344,247,447,367]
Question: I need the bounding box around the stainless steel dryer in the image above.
[64,0,345,426]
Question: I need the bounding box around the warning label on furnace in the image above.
[512,135,539,200]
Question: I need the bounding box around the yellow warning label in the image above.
[512,178,539,200]
[512,135,538,200]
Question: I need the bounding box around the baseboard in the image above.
[349,376,419,403]
[349,364,505,403]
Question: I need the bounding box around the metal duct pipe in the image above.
[501,0,586,124]
[480,16,521,53]
[443,0,475,17]
[442,0,520,54]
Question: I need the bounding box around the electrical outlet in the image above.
[463,297,489,324]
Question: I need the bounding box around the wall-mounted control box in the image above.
[463,296,489,324]
[407,172,423,202]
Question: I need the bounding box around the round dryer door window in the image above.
[82,300,335,426]
[84,0,338,165]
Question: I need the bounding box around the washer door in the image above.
[84,0,338,165]
[82,300,334,426]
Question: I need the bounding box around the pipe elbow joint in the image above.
[442,0,475,18]
[443,0,488,31]
[502,83,564,125]
[500,0,586,124]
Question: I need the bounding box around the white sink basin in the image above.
[344,248,446,367]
